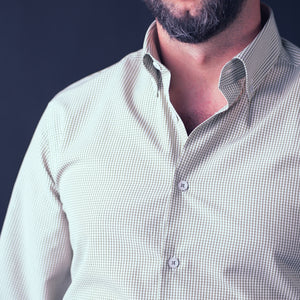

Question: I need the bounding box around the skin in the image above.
[155,0,262,134]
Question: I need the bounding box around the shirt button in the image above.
[178,180,189,191]
[168,257,180,269]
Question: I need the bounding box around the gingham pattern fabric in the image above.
[1,5,300,300]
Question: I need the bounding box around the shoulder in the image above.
[40,48,150,149]
[49,49,145,111]
[279,38,300,68]
[38,48,148,152]
[275,39,300,93]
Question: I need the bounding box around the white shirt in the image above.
[1,5,300,299]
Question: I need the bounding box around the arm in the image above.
[0,102,72,299]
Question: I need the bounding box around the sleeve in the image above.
[0,102,73,300]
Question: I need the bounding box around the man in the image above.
[1,0,300,298]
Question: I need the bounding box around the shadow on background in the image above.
[0,0,299,229]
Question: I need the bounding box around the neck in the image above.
[157,1,262,81]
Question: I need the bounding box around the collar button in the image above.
[153,61,161,71]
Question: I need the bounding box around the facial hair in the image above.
[143,0,247,44]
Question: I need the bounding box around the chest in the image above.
[59,112,300,255]
[176,109,213,135]
[58,96,300,297]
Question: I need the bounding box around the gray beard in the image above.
[143,0,246,44]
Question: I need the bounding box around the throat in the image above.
[170,90,228,135]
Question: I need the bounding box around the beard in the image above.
[143,0,246,44]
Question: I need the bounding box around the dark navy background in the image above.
[1,0,299,229]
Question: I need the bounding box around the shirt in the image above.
[1,4,300,300]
